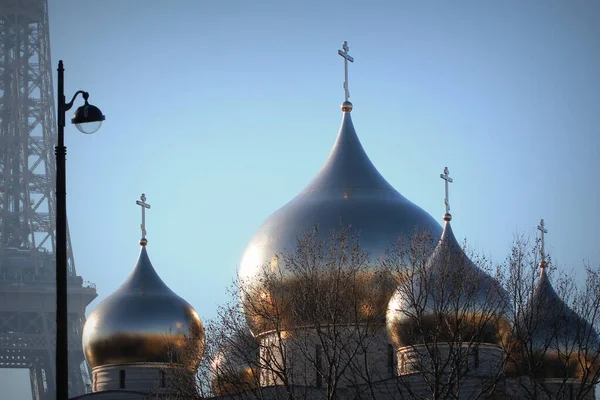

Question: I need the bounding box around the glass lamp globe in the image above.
[72,102,105,134]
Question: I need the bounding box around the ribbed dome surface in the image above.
[239,107,442,335]
[387,221,510,348]
[82,246,205,370]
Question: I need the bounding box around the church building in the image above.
[72,42,598,400]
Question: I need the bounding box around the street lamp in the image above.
[55,60,105,400]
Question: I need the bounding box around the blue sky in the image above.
[3,1,600,398]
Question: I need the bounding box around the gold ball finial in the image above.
[443,213,452,222]
[341,101,353,112]
[140,238,148,246]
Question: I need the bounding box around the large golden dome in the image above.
[239,103,442,335]
[82,244,205,370]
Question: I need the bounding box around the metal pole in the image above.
[55,59,68,400]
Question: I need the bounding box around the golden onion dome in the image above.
[210,330,259,396]
[82,244,205,370]
[386,220,510,348]
[511,266,600,379]
[239,103,442,335]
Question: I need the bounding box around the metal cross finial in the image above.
[338,41,354,102]
[440,167,453,218]
[538,218,548,266]
[136,193,151,243]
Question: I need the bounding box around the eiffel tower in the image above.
[0,1,97,399]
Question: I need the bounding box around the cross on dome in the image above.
[136,193,151,245]
[338,41,354,103]
[440,167,453,221]
[538,218,548,267]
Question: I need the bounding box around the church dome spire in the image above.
[514,219,599,380]
[82,194,205,374]
[239,42,442,335]
[387,168,510,349]
[302,101,398,194]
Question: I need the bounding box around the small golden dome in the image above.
[82,245,205,370]
[386,221,510,348]
[509,267,600,379]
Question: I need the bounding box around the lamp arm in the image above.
[64,90,89,112]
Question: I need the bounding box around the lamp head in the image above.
[71,92,105,134]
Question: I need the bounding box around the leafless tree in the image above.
[150,230,600,400]
[502,235,600,400]
[236,225,397,400]
[384,226,509,400]
[148,225,391,400]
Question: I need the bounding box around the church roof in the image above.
[512,219,599,379]
[387,218,510,348]
[387,170,510,348]
[239,42,441,335]
[82,196,205,370]
[302,103,398,194]
[523,223,597,353]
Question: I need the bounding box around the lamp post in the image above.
[56,60,105,400]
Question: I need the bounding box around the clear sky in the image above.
[3,1,600,398]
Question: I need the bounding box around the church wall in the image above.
[258,325,395,389]
[498,376,596,400]
[92,364,182,394]
[70,390,147,400]
[397,343,504,378]
[210,376,596,400]
[538,379,596,400]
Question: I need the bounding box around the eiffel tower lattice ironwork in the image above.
[0,1,97,399]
